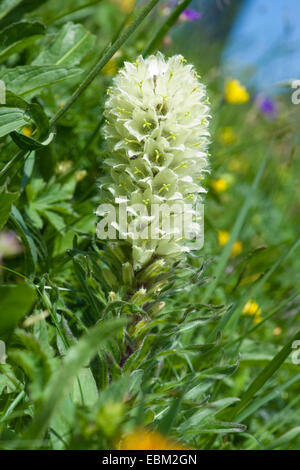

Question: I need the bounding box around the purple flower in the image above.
[180,8,202,22]
[166,3,202,22]
[255,94,277,118]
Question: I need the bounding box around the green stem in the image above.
[1,390,26,423]
[49,0,104,24]
[50,0,161,129]
[0,149,28,184]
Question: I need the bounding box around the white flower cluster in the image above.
[97,52,210,269]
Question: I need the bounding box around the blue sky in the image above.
[221,0,300,93]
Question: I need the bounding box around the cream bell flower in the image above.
[97,52,210,269]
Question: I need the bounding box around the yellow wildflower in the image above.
[218,230,242,257]
[22,126,32,137]
[218,230,230,246]
[225,79,249,104]
[231,240,243,257]
[219,126,237,145]
[211,178,228,193]
[243,300,262,324]
[253,315,262,324]
[118,429,186,450]
[242,300,261,317]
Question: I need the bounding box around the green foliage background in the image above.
[0,0,299,450]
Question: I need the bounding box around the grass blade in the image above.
[20,317,127,446]
[50,0,161,127]
[266,427,300,450]
[219,328,300,422]
[202,146,271,303]
[225,236,300,332]
[236,372,300,422]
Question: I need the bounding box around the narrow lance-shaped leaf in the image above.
[0,65,82,97]
[0,107,29,138]
[218,328,300,422]
[10,205,38,278]
[21,317,127,445]
[0,284,36,340]
[0,185,18,229]
[33,22,96,67]
[0,0,50,29]
[0,20,46,61]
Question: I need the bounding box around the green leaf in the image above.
[9,329,53,402]
[0,20,46,61]
[0,185,18,229]
[48,0,103,24]
[0,65,82,97]
[0,90,28,109]
[0,91,52,148]
[0,284,35,340]
[0,0,20,18]
[21,317,127,446]
[33,22,95,67]
[72,367,98,407]
[266,427,300,450]
[0,0,50,29]
[25,177,76,233]
[123,334,158,372]
[0,370,16,395]
[177,397,242,435]
[236,372,300,422]
[49,395,75,450]
[50,0,161,127]
[158,384,188,435]
[0,107,29,137]
[10,130,54,150]
[95,370,143,410]
[10,205,38,278]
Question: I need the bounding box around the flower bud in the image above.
[130,287,147,305]
[122,261,134,287]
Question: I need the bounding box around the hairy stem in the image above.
[50,0,161,128]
